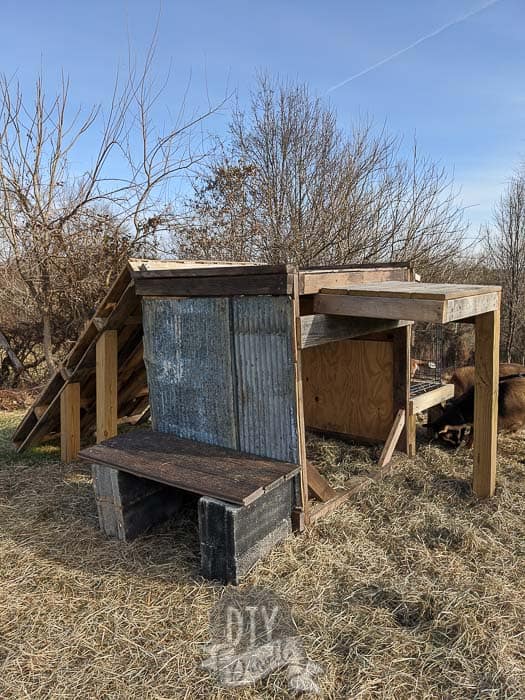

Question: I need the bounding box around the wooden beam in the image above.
[410,383,455,415]
[96,330,118,443]
[300,315,412,348]
[314,289,500,323]
[306,461,337,502]
[308,479,369,523]
[60,383,80,462]
[134,273,293,297]
[291,272,309,523]
[124,315,143,326]
[130,262,291,278]
[407,414,417,458]
[377,409,406,472]
[393,326,411,454]
[314,292,443,322]
[473,305,500,497]
[299,266,411,295]
[444,293,500,323]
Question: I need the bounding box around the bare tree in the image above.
[485,170,525,362]
[0,48,216,374]
[174,75,466,277]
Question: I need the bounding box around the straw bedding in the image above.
[0,411,523,698]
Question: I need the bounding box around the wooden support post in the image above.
[393,325,411,454]
[96,330,118,443]
[60,382,80,462]
[473,305,500,497]
[292,272,309,528]
[407,413,417,458]
[377,409,406,473]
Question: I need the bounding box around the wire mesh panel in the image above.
[412,322,475,383]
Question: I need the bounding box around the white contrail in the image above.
[327,0,503,93]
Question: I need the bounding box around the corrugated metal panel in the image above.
[232,296,299,463]
[142,298,237,448]
[142,295,299,465]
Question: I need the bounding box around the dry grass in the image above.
[0,411,524,698]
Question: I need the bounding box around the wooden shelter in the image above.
[13,259,501,529]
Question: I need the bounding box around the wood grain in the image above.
[134,273,293,297]
[410,384,455,415]
[299,315,412,348]
[314,290,500,324]
[60,382,80,462]
[79,430,300,506]
[377,409,406,471]
[302,339,394,441]
[299,265,411,295]
[319,281,501,301]
[96,330,118,443]
[392,325,411,454]
[473,306,500,497]
[306,461,337,502]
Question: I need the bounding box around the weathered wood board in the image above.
[314,282,501,323]
[299,315,412,349]
[79,430,300,506]
[299,263,413,295]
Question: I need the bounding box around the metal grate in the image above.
[410,381,443,398]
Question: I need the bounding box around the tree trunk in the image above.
[42,311,55,376]
[0,328,24,374]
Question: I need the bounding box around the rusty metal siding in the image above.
[142,295,299,464]
[142,298,237,448]
[232,296,299,463]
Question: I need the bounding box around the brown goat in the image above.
[442,363,525,398]
[431,374,525,447]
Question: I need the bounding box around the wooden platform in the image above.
[78,430,300,506]
[314,282,501,323]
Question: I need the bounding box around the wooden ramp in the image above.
[12,264,146,451]
[78,430,300,506]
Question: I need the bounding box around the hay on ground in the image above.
[0,411,524,698]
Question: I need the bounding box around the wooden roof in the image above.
[12,259,414,452]
[315,282,501,323]
[319,281,501,300]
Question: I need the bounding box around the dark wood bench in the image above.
[79,430,300,506]
[79,430,301,583]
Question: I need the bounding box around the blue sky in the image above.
[0,0,522,236]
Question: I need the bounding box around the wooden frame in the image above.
[312,281,502,499]
[314,282,500,324]
[13,260,501,530]
[410,384,455,415]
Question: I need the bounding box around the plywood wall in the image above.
[301,339,394,441]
